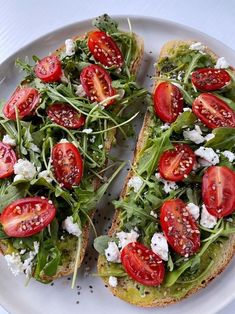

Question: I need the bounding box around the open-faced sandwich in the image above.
[96,40,235,306]
[0,14,145,286]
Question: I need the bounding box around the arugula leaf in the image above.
[92,14,118,34]
[0,183,29,212]
[171,111,197,133]
[137,129,173,176]
[205,127,235,150]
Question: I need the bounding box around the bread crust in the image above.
[0,31,144,281]
[97,39,235,306]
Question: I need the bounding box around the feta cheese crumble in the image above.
[155,172,178,194]
[200,204,217,229]
[127,176,143,193]
[105,242,121,263]
[59,138,69,143]
[74,84,86,97]
[160,123,170,131]
[183,107,192,112]
[150,210,158,218]
[23,241,40,277]
[186,203,200,220]
[62,216,81,237]
[82,128,93,134]
[14,159,37,181]
[5,253,24,276]
[215,57,229,69]
[222,150,235,162]
[38,170,52,183]
[204,133,215,142]
[189,42,205,52]
[195,147,219,166]
[116,230,139,249]
[109,276,118,287]
[65,39,75,56]
[151,233,169,261]
[98,144,103,149]
[183,125,204,144]
[2,134,16,146]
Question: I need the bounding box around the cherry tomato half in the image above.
[34,55,62,82]
[202,166,235,218]
[3,87,40,120]
[0,142,17,179]
[47,103,85,129]
[52,142,83,189]
[153,82,183,123]
[88,31,123,68]
[159,143,195,182]
[0,197,56,237]
[121,242,165,286]
[160,199,200,257]
[191,68,231,91]
[80,64,116,106]
[192,93,235,128]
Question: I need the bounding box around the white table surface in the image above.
[0,0,234,313]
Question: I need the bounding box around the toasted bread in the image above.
[97,40,235,306]
[0,32,144,282]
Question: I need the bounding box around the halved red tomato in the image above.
[52,142,83,189]
[191,68,231,91]
[159,143,195,182]
[87,31,123,68]
[47,103,85,129]
[160,199,200,257]
[202,166,235,218]
[80,64,116,106]
[0,197,56,237]
[192,93,235,128]
[153,82,183,123]
[3,87,40,120]
[34,55,62,82]
[0,142,17,179]
[121,242,165,286]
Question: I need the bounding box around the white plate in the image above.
[0,16,235,314]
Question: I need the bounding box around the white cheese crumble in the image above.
[186,203,200,220]
[109,276,118,287]
[222,150,235,162]
[38,170,52,183]
[59,138,69,143]
[150,210,158,218]
[90,135,96,143]
[200,204,217,229]
[65,39,75,56]
[155,172,179,194]
[82,128,93,134]
[23,241,40,277]
[62,216,81,237]
[183,107,192,112]
[116,230,139,249]
[215,57,229,69]
[127,176,143,193]
[4,253,24,276]
[2,134,16,146]
[160,123,170,131]
[5,241,39,277]
[98,144,103,149]
[14,159,37,181]
[195,147,219,166]
[74,84,86,97]
[105,242,121,263]
[183,125,204,144]
[151,233,169,261]
[204,133,215,142]
[189,42,205,52]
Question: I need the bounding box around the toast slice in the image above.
[97,40,235,306]
[0,19,144,282]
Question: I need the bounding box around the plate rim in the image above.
[0,14,235,314]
